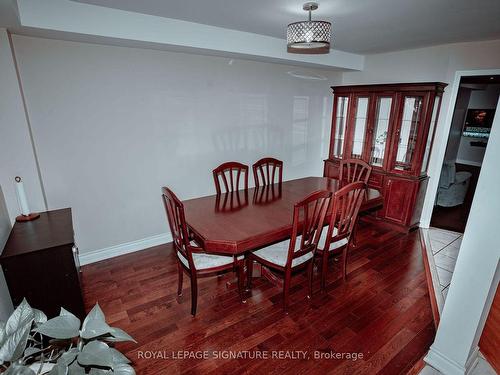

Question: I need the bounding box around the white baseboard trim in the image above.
[79,233,173,266]
[465,347,480,375]
[456,159,482,167]
[425,346,479,375]
[477,351,497,374]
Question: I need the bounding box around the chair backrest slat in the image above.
[340,159,372,185]
[324,181,366,251]
[286,190,332,267]
[213,162,249,194]
[253,157,283,187]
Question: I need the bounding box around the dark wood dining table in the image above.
[183,177,383,255]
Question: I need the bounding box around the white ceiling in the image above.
[74,0,500,53]
[10,0,365,71]
[0,0,19,28]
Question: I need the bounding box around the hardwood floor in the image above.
[81,221,435,374]
[479,284,500,373]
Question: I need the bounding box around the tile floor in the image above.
[427,227,463,300]
[422,229,498,375]
[420,356,497,375]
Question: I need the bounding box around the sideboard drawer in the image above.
[368,172,384,189]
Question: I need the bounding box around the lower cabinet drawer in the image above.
[368,172,384,189]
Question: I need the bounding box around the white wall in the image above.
[342,39,500,227]
[11,35,341,254]
[456,85,500,166]
[5,33,500,260]
[0,29,46,223]
[0,28,43,316]
[425,96,500,375]
[0,186,13,321]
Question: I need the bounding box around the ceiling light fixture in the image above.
[287,2,331,54]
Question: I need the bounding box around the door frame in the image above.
[419,69,500,228]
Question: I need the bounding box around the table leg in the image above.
[226,261,262,290]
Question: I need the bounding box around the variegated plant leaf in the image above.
[89,369,112,375]
[28,363,55,374]
[112,364,136,375]
[32,309,47,325]
[0,321,6,346]
[67,361,86,375]
[5,299,34,335]
[83,304,106,326]
[35,313,80,340]
[47,363,68,375]
[4,364,36,375]
[77,341,113,369]
[59,308,76,318]
[109,347,131,364]
[80,304,112,340]
[105,327,136,343]
[80,319,111,340]
[0,321,31,362]
[23,346,41,358]
[57,348,78,367]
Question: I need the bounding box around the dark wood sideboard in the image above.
[0,208,85,319]
[324,82,447,231]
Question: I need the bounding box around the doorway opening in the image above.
[430,75,500,233]
[424,74,500,307]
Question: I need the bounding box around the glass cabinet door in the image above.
[393,95,424,172]
[331,96,349,158]
[349,96,369,159]
[369,96,392,167]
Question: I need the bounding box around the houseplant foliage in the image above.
[0,299,136,374]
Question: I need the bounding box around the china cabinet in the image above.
[324,83,446,231]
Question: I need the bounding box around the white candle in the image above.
[15,176,30,216]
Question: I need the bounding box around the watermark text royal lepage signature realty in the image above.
[137,350,364,361]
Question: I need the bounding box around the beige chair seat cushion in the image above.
[177,251,234,270]
[252,236,313,268]
[318,227,349,251]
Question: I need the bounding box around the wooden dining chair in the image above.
[252,157,283,187]
[246,190,332,312]
[162,187,245,316]
[316,181,366,290]
[338,159,371,247]
[339,159,372,184]
[213,162,249,194]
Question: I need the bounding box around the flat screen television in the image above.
[462,108,495,138]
